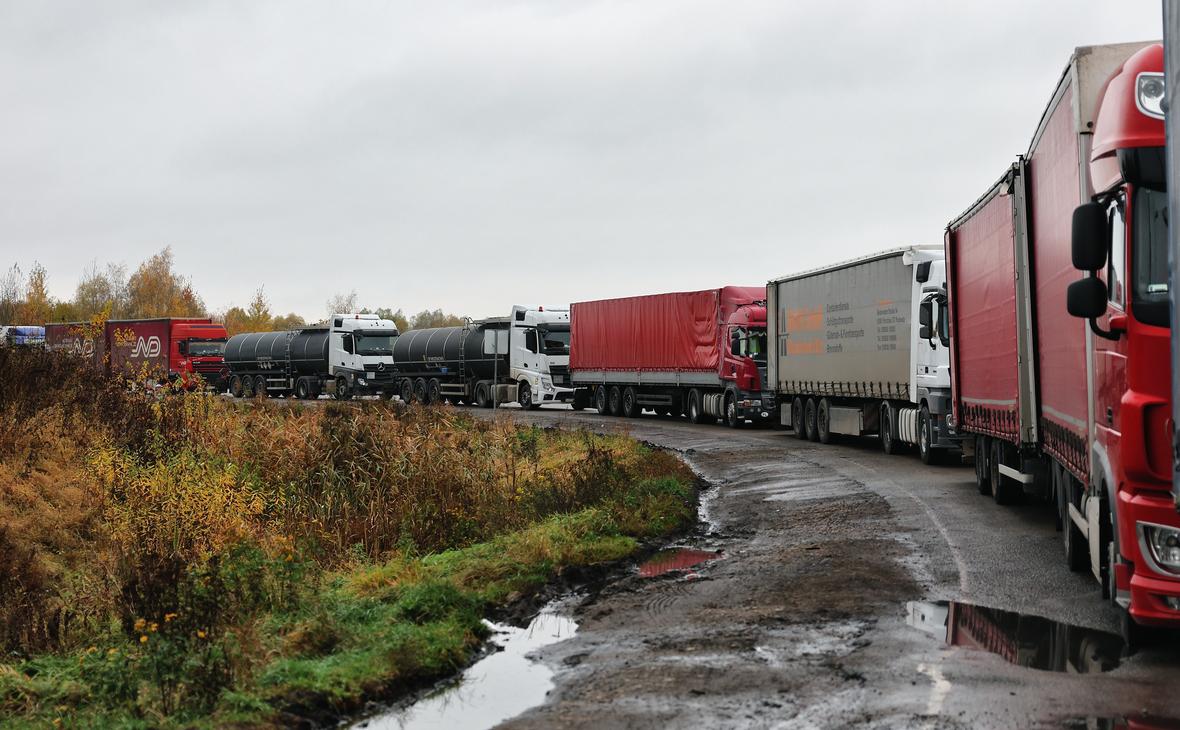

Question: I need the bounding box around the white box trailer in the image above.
[767,245,958,462]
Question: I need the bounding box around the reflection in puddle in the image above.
[1064,716,1180,730]
[355,607,577,730]
[906,600,1124,674]
[638,548,722,578]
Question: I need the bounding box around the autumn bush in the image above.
[0,347,695,725]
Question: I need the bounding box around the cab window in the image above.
[1107,197,1126,308]
[525,329,538,353]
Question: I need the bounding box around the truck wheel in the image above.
[229,374,243,398]
[879,402,899,455]
[518,381,533,409]
[804,398,819,442]
[572,390,589,411]
[254,375,269,399]
[607,386,623,416]
[791,397,805,440]
[241,376,254,398]
[594,385,608,414]
[427,378,442,405]
[687,389,705,424]
[1059,469,1086,571]
[724,392,743,429]
[400,379,415,403]
[622,386,640,418]
[334,376,352,401]
[295,377,312,400]
[413,378,428,403]
[816,398,833,443]
[975,436,991,494]
[989,439,1016,505]
[918,405,939,465]
[474,382,491,408]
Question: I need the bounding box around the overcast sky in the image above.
[0,1,1165,321]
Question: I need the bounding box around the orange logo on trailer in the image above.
[786,307,823,332]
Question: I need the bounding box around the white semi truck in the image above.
[390,305,575,408]
[767,246,959,463]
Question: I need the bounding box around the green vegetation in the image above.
[0,347,694,728]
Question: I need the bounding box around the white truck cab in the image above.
[508,304,575,408]
[328,313,399,396]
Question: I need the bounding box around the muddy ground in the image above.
[464,407,1180,730]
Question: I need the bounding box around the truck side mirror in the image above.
[1071,202,1108,271]
[1066,277,1108,319]
[918,300,933,341]
[915,261,932,284]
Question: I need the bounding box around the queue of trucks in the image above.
[30,40,1178,642]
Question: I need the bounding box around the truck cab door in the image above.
[1092,194,1130,486]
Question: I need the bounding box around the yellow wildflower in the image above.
[197,629,207,639]
[140,635,148,644]
[149,622,158,633]
[164,612,177,623]
[134,618,146,632]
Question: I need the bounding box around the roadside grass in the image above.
[0,348,695,728]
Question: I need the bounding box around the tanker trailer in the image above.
[224,313,398,400]
[391,305,573,409]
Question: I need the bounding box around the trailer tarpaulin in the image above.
[571,287,762,372]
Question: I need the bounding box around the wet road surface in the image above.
[466,405,1180,729]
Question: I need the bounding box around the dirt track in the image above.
[465,407,1180,730]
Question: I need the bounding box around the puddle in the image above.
[906,600,1125,674]
[1063,716,1180,729]
[354,605,577,730]
[638,548,722,578]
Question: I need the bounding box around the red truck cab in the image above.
[1066,44,1180,634]
[170,319,230,388]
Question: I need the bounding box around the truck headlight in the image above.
[542,377,553,389]
[1142,523,1180,573]
[357,377,367,385]
[1137,73,1165,120]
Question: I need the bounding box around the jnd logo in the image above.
[131,336,162,358]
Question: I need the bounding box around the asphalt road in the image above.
[462,404,1180,729]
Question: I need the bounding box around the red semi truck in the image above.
[45,317,229,388]
[568,287,774,427]
[945,43,1178,641]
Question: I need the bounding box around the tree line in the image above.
[1,247,464,336]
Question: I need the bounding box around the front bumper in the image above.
[736,392,776,420]
[1120,488,1180,627]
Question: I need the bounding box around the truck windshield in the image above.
[731,327,768,363]
[539,326,570,356]
[1133,187,1169,328]
[355,334,394,356]
[188,340,225,357]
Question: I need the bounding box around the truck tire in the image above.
[518,381,533,409]
[572,390,589,411]
[334,376,352,401]
[474,381,491,408]
[621,386,640,417]
[975,435,991,494]
[879,402,899,455]
[804,398,819,442]
[816,398,832,443]
[400,379,415,404]
[687,389,705,424]
[791,397,805,440]
[724,392,743,429]
[1061,471,1086,572]
[607,385,623,416]
[295,377,312,400]
[427,378,442,405]
[594,385,608,414]
[254,375,268,399]
[413,378,428,403]
[918,405,940,465]
[989,439,1017,505]
[229,374,244,398]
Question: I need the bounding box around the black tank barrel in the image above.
[224,328,330,376]
[391,323,506,380]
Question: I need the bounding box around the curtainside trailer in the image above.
[767,246,956,463]
[569,287,773,427]
[947,42,1179,642]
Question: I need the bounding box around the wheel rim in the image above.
[521,383,531,407]
[920,416,929,455]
